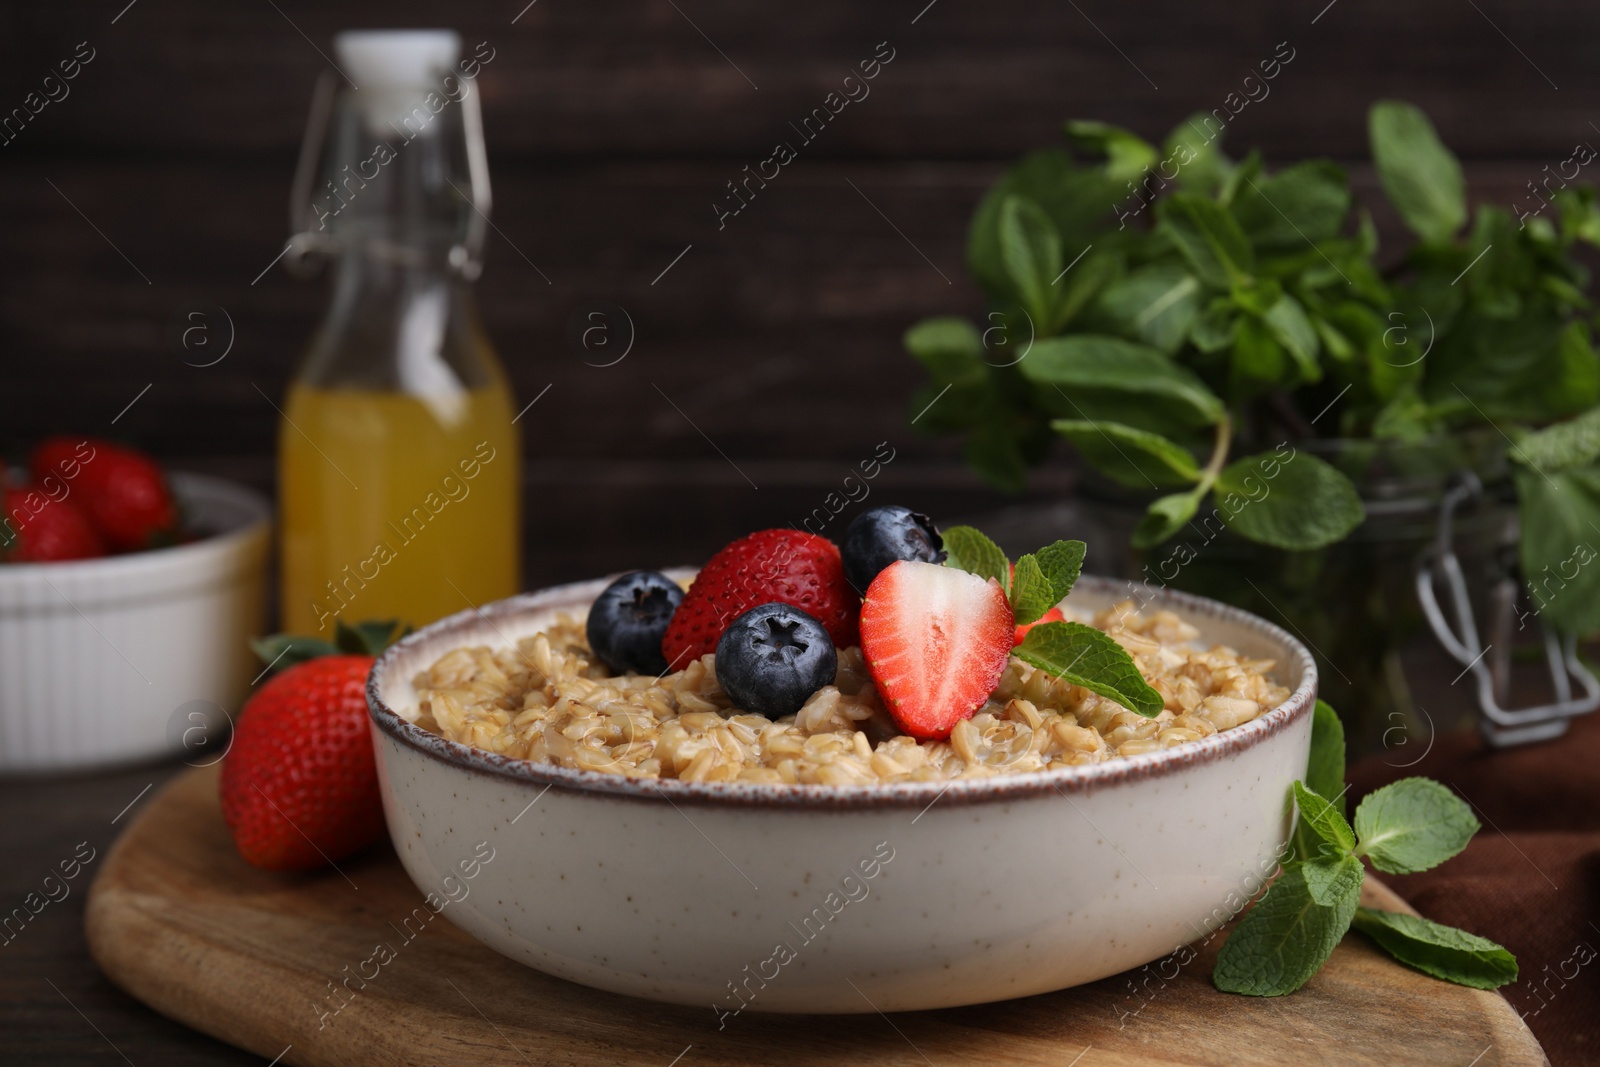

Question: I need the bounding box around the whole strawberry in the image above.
[31,436,178,552]
[1,486,106,562]
[220,621,408,871]
[29,436,99,486]
[661,529,860,671]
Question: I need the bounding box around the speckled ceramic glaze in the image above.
[368,573,1316,1014]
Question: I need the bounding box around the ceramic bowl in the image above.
[0,473,270,773]
[367,573,1316,1014]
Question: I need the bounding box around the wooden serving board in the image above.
[86,767,1547,1067]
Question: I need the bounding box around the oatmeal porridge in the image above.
[412,599,1290,785]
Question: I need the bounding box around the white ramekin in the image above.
[0,473,270,773]
[368,572,1317,1014]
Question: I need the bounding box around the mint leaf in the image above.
[1293,781,1356,860]
[1261,293,1322,382]
[1306,699,1347,813]
[1157,193,1254,288]
[1064,119,1159,183]
[1132,491,1201,549]
[941,525,1010,593]
[1545,321,1600,416]
[1512,406,1600,474]
[1214,450,1365,550]
[999,195,1064,329]
[1162,113,1233,195]
[1051,419,1201,488]
[1093,264,1202,355]
[1052,247,1123,333]
[966,150,1122,302]
[1369,101,1466,244]
[1213,858,1362,996]
[1232,161,1351,250]
[1514,466,1600,634]
[904,317,986,387]
[1033,539,1086,603]
[1013,620,1164,717]
[1189,299,1238,353]
[1231,315,1291,391]
[1354,778,1480,875]
[1009,554,1057,625]
[1301,853,1365,908]
[1351,909,1518,989]
[1021,335,1226,429]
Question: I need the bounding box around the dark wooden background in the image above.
[4,0,1596,584]
[2,1,1595,1063]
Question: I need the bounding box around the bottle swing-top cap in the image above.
[334,30,462,137]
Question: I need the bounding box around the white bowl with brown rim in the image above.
[366,572,1316,1014]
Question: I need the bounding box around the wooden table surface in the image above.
[0,760,259,1065]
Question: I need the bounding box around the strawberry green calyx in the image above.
[249,618,412,678]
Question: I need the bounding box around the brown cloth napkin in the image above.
[1349,710,1600,1067]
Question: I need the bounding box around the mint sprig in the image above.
[905,96,1600,643]
[941,526,1162,717]
[1215,703,1516,996]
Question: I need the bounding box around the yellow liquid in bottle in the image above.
[278,383,521,635]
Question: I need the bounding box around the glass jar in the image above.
[979,431,1520,755]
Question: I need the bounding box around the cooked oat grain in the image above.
[413,601,1290,784]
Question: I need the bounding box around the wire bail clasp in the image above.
[284,68,492,280]
[1415,471,1600,746]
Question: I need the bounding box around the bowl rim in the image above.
[367,571,1318,810]
[0,470,271,580]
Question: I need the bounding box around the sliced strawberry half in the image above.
[1014,605,1065,647]
[859,560,1014,740]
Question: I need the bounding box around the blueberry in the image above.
[586,570,684,675]
[840,506,945,595]
[714,603,838,719]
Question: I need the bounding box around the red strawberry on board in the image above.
[1014,606,1066,647]
[31,436,179,552]
[859,560,1014,740]
[0,486,105,562]
[661,529,860,670]
[220,621,408,871]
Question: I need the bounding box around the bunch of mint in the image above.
[1215,701,1518,995]
[907,100,1600,634]
[940,525,1162,716]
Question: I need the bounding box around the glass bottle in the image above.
[277,30,520,635]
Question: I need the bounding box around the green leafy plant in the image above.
[1214,701,1517,995]
[908,100,1600,633]
[940,525,1163,715]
